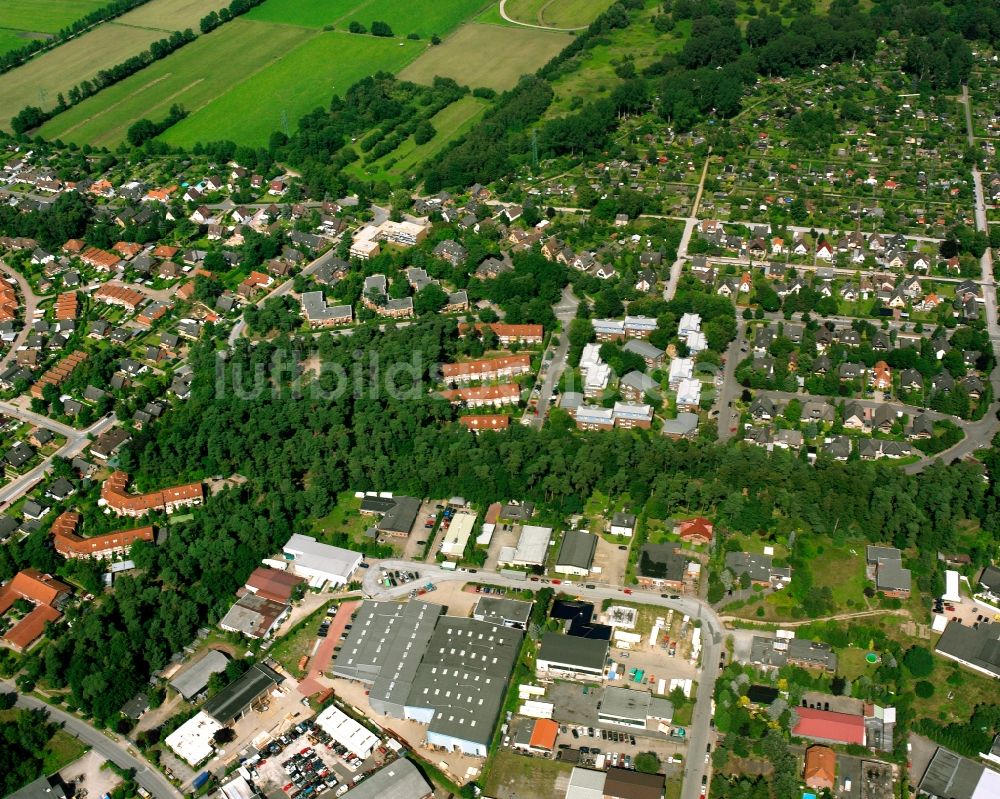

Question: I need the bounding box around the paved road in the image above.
[0,259,43,372]
[0,404,116,508]
[363,560,725,799]
[715,320,745,441]
[523,285,579,428]
[3,682,182,799]
[227,245,346,347]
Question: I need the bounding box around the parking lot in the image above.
[252,717,391,799]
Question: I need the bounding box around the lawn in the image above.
[398,22,570,91]
[270,602,333,677]
[43,730,88,773]
[311,491,371,545]
[161,30,424,147]
[245,0,368,28]
[0,29,39,56]
[0,22,163,130]
[351,95,489,181]
[484,749,572,799]
[39,19,314,147]
[0,0,108,33]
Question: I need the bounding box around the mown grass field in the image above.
[247,0,488,37]
[0,29,37,55]
[39,19,312,146]
[161,31,424,147]
[116,0,231,30]
[504,0,614,28]
[0,22,163,130]
[399,23,569,90]
[348,95,489,182]
[0,0,108,33]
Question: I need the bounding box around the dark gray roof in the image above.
[980,565,1000,593]
[171,649,231,700]
[639,544,686,582]
[202,662,284,724]
[339,758,431,799]
[538,632,608,671]
[918,746,987,799]
[6,776,67,799]
[473,596,533,627]
[556,530,597,571]
[376,496,421,535]
[935,621,1000,678]
[413,617,522,747]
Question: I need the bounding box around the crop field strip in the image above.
[38,19,314,147]
[246,0,489,38]
[502,0,615,28]
[160,30,425,148]
[0,0,109,33]
[398,22,570,91]
[0,0,230,130]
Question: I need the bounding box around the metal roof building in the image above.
[340,758,432,799]
[170,649,230,700]
[202,663,284,725]
[537,632,608,681]
[498,524,552,567]
[472,596,533,629]
[555,530,597,577]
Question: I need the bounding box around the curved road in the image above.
[3,681,182,799]
[497,0,589,31]
[0,258,43,372]
[365,560,724,799]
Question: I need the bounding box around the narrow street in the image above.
[523,284,579,428]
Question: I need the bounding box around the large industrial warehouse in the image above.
[332,600,523,757]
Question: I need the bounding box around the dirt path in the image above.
[720,608,912,627]
[498,0,589,31]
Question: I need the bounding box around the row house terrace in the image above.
[100,471,203,517]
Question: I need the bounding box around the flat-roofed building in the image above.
[598,686,673,729]
[440,508,478,558]
[281,533,363,587]
[537,632,608,681]
[218,593,289,639]
[339,759,433,799]
[472,596,533,629]
[202,663,284,725]
[498,524,552,567]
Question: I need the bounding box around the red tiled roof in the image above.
[0,569,70,614]
[51,510,154,557]
[442,354,530,380]
[101,471,203,515]
[245,567,304,603]
[460,415,510,431]
[677,517,713,542]
[440,384,520,403]
[3,603,61,651]
[529,718,558,750]
[793,707,865,745]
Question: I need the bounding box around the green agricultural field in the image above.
[504,0,613,28]
[161,31,424,147]
[0,0,108,33]
[399,23,569,91]
[38,20,313,146]
[0,22,163,131]
[245,0,364,28]
[247,0,488,37]
[350,95,489,182]
[0,29,39,55]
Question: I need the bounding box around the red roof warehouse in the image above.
[793,707,866,746]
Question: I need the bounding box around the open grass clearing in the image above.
[0,708,89,773]
[505,0,613,28]
[0,0,108,33]
[0,28,42,55]
[39,19,313,146]
[484,749,572,799]
[351,95,489,182]
[0,22,163,130]
[398,22,570,91]
[161,30,424,147]
[270,601,333,677]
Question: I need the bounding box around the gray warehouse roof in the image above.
[171,649,230,700]
[935,620,1000,678]
[414,617,523,747]
[918,746,987,799]
[538,632,608,671]
[557,530,598,571]
[333,601,443,711]
[341,758,432,799]
[473,596,533,627]
[202,663,284,724]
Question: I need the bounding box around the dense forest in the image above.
[4,317,997,722]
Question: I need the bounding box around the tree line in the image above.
[11,29,195,135]
[0,0,155,76]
